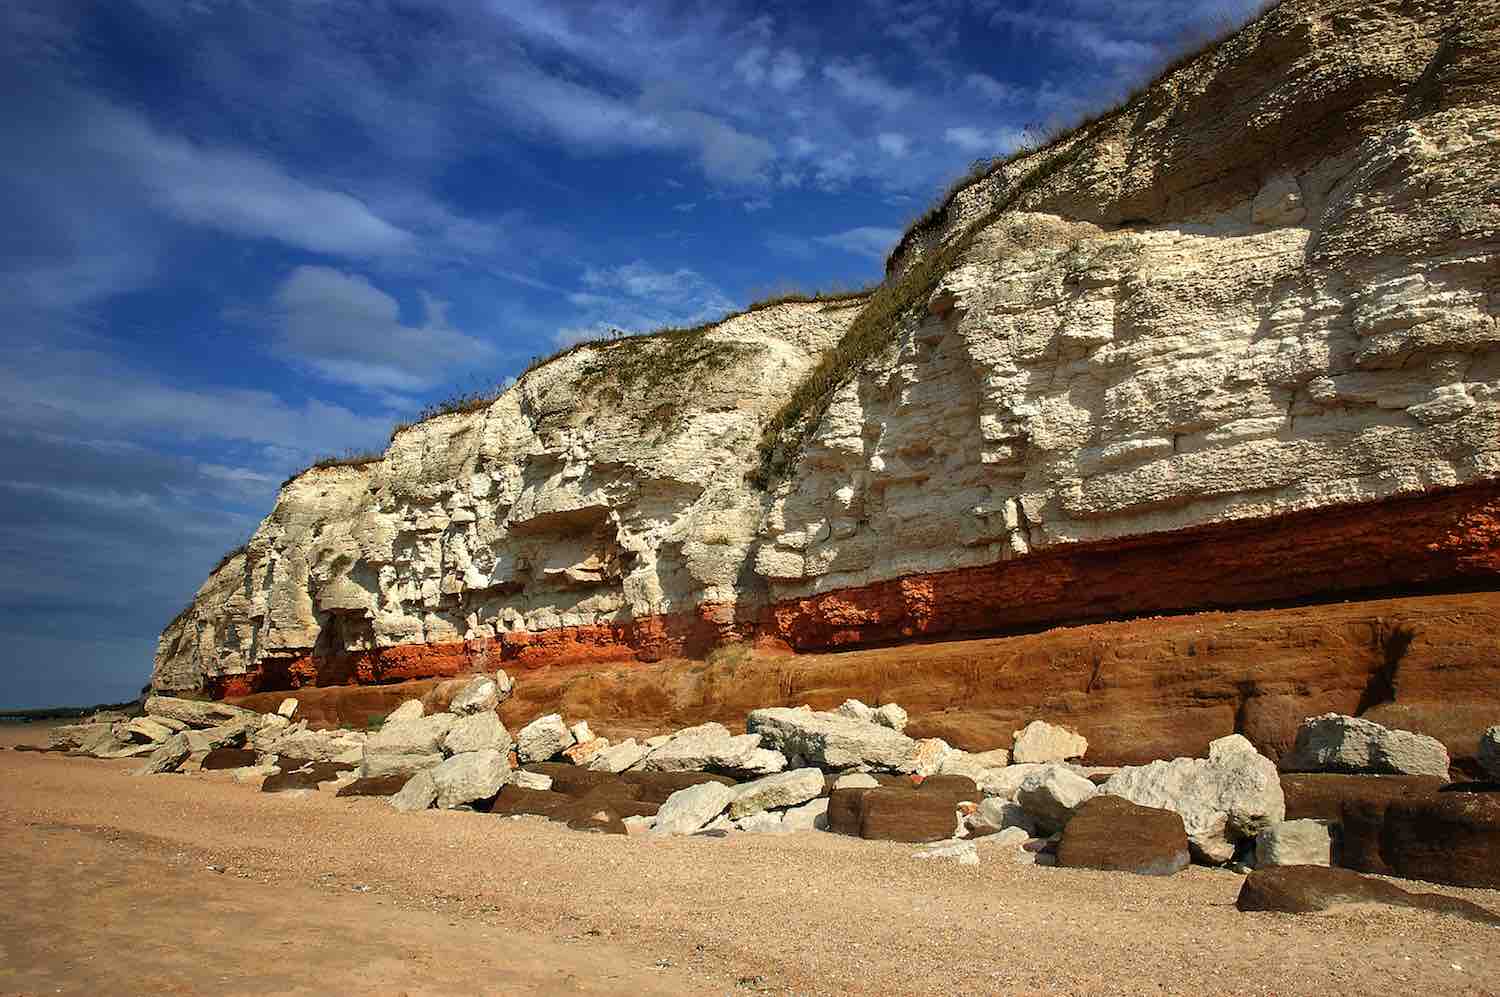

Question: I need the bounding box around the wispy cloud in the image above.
[815,226,902,259]
[555,260,736,345]
[944,125,1026,155]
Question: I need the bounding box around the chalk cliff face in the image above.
[154,0,1500,697]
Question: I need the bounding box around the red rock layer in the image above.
[212,480,1500,708]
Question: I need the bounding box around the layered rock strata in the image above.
[155,0,1500,703]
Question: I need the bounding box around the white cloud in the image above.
[559,260,737,345]
[768,50,806,90]
[815,226,901,259]
[743,196,772,213]
[944,125,1026,155]
[823,61,913,111]
[966,72,1019,103]
[270,266,494,393]
[877,132,911,158]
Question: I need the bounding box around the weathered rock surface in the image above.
[448,676,499,716]
[653,782,735,836]
[390,771,438,812]
[1102,735,1285,863]
[430,750,508,810]
[1015,765,1098,833]
[781,796,829,831]
[145,696,256,728]
[516,714,573,764]
[1379,792,1500,889]
[857,787,965,843]
[1056,796,1190,876]
[728,769,824,819]
[139,733,191,775]
[442,712,511,756]
[747,707,915,771]
[336,774,410,797]
[1236,866,1500,926]
[1255,819,1333,867]
[1011,721,1087,765]
[640,722,785,777]
[1479,726,1500,780]
[1280,714,1451,778]
[585,739,649,774]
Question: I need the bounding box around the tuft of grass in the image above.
[279,450,384,489]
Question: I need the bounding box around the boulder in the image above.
[938,748,1010,785]
[1011,720,1087,764]
[1056,795,1190,875]
[1279,714,1450,778]
[653,781,735,836]
[585,739,650,774]
[442,712,512,756]
[568,721,595,744]
[828,787,875,836]
[747,706,917,771]
[516,714,574,764]
[390,770,438,812]
[1236,866,1500,926]
[431,750,509,810]
[913,839,979,865]
[859,788,965,843]
[359,751,443,779]
[365,713,455,756]
[782,796,829,831]
[277,698,298,719]
[386,699,425,724]
[562,738,610,766]
[640,723,784,777]
[967,798,1039,838]
[201,747,259,770]
[521,762,619,797]
[138,733,192,774]
[1480,726,1500,781]
[269,728,365,763]
[493,669,514,702]
[144,696,257,728]
[261,769,333,793]
[122,717,174,743]
[184,720,257,754]
[336,774,410,797]
[1280,773,1445,821]
[974,763,1049,801]
[621,770,739,805]
[1101,734,1285,863]
[873,704,909,732]
[1255,819,1333,867]
[47,723,113,751]
[736,810,787,833]
[1379,792,1500,888]
[512,770,554,791]
[834,699,876,723]
[729,769,824,818]
[906,738,954,777]
[449,675,500,716]
[488,786,572,818]
[1015,765,1097,833]
[833,773,880,791]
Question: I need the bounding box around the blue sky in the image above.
[0,0,1265,708]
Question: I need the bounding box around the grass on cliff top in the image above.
[883,0,1283,273]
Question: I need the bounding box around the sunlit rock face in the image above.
[154,0,1500,697]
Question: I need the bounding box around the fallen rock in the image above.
[47,723,114,751]
[562,738,610,766]
[1101,734,1285,863]
[834,699,877,723]
[261,769,336,793]
[640,722,784,777]
[144,696,257,728]
[139,733,191,774]
[1280,773,1446,821]
[493,669,514,702]
[736,810,786,833]
[828,787,875,836]
[122,717,174,743]
[201,747,259,770]
[1236,866,1500,926]
[974,763,1049,801]
[448,676,500,715]
[1279,714,1450,778]
[615,771,739,807]
[747,706,917,771]
[568,720,595,744]
[184,720,257,754]
[516,714,574,764]
[487,786,572,818]
[729,769,824,819]
[906,738,954,777]
[336,774,410,797]
[442,712,512,756]
[386,699,425,724]
[512,770,554,791]
[1379,792,1500,888]
[967,798,1039,838]
[521,763,620,798]
[1255,819,1332,867]
[859,788,965,843]
[277,698,299,719]
[1015,765,1097,833]
[1480,726,1500,781]
[873,704,909,732]
[431,749,509,809]
[1011,720,1087,764]
[390,770,438,812]
[833,773,880,791]
[1055,795,1191,876]
[653,781,735,836]
[268,728,365,763]
[782,796,829,831]
[359,751,443,779]
[914,839,979,865]
[365,714,455,756]
[585,739,650,774]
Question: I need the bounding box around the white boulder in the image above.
[1278,714,1450,778]
[512,770,553,791]
[653,781,736,836]
[735,810,787,833]
[873,704,909,732]
[834,699,876,723]
[746,706,917,771]
[1011,720,1088,764]
[386,699,425,724]
[442,712,512,755]
[1102,734,1286,863]
[138,733,192,774]
[516,714,574,763]
[277,698,299,719]
[144,696,258,728]
[781,796,830,832]
[448,676,499,715]
[640,722,785,776]
[493,669,515,701]
[569,720,595,744]
[967,798,1040,837]
[914,839,979,865]
[833,773,881,791]
[360,751,443,779]
[1255,819,1332,867]
[585,739,651,773]
[123,717,175,743]
[975,763,1049,800]
[431,749,509,809]
[1015,765,1097,832]
[390,770,438,812]
[728,769,825,818]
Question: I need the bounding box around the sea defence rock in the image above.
[145,697,257,728]
[653,782,736,836]
[746,707,916,771]
[1015,766,1097,833]
[728,769,824,819]
[1055,796,1190,876]
[1255,820,1333,868]
[516,714,574,765]
[1101,735,1284,863]
[1479,727,1500,781]
[1378,792,1500,889]
[448,676,500,716]
[431,750,509,810]
[638,722,785,777]
[1280,715,1451,778]
[1235,866,1500,927]
[1011,722,1087,765]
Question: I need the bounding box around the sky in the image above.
[0,0,1267,709]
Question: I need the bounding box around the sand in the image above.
[2,727,1497,996]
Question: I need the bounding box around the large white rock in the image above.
[585,739,651,773]
[974,762,1049,801]
[640,722,785,776]
[277,698,299,719]
[913,839,979,865]
[271,728,365,762]
[1102,734,1286,863]
[386,700,425,724]
[122,717,174,743]
[1015,765,1097,832]
[728,769,825,818]
[366,713,456,756]
[967,798,1039,837]
[746,706,917,771]
[145,696,257,729]
[781,796,830,832]
[516,714,574,764]
[834,699,876,723]
[907,738,955,777]
[390,770,438,812]
[1279,714,1450,778]
[442,712,512,756]
[360,751,443,779]
[512,770,553,791]
[1011,721,1088,764]
[735,810,788,833]
[1255,819,1332,867]
[1480,726,1500,780]
[568,720,595,744]
[431,749,509,809]
[873,704,909,732]
[938,748,1011,785]
[139,733,191,774]
[448,676,499,716]
[653,781,736,836]
[833,772,880,791]
[493,670,515,702]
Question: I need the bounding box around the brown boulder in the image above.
[1055,796,1190,876]
[619,770,738,805]
[1236,865,1500,926]
[916,774,979,798]
[486,786,573,818]
[858,788,964,843]
[1380,791,1500,888]
[521,762,620,797]
[336,774,410,797]
[261,770,324,792]
[827,787,874,836]
[1280,773,1445,821]
[201,747,259,770]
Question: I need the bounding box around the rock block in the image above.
[858,788,964,843]
[1236,865,1500,925]
[1379,792,1500,889]
[1056,795,1190,876]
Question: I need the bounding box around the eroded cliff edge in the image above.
[155,0,1500,699]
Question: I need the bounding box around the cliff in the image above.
[155,0,1500,704]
